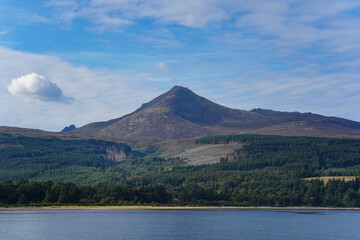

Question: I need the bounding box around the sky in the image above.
[1,0,360,131]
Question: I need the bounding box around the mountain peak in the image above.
[135,85,195,112]
[164,85,195,99]
[170,85,188,91]
[169,85,191,93]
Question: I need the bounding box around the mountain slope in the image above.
[74,86,360,140]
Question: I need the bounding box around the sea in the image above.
[0,209,359,239]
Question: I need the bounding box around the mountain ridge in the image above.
[72,86,360,140]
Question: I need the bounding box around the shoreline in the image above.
[1,206,360,211]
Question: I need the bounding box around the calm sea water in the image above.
[0,209,359,240]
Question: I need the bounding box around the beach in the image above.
[1,205,359,211]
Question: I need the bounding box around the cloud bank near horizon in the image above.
[8,73,74,104]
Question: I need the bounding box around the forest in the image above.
[1,134,360,207]
[0,133,139,184]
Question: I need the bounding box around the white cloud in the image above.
[154,62,168,72]
[8,73,74,103]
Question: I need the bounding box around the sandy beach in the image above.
[1,206,359,211]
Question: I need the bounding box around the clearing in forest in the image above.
[175,143,243,165]
[304,176,358,185]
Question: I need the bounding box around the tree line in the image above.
[1,177,359,207]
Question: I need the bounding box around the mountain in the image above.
[73,86,360,140]
[61,124,76,132]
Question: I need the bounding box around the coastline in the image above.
[1,206,360,211]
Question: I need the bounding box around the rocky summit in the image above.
[73,86,360,140]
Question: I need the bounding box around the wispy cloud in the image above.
[228,0,360,53]
[136,28,182,48]
[0,30,9,36]
[154,62,168,72]
[44,0,229,29]
[38,0,360,55]
[45,0,133,30]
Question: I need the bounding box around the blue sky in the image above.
[1,0,360,131]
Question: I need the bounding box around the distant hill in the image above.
[73,86,360,140]
[0,126,81,139]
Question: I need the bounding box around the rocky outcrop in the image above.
[61,124,76,132]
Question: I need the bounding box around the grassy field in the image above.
[304,176,359,185]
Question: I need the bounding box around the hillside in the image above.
[2,134,360,207]
[0,132,139,184]
[74,86,360,140]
